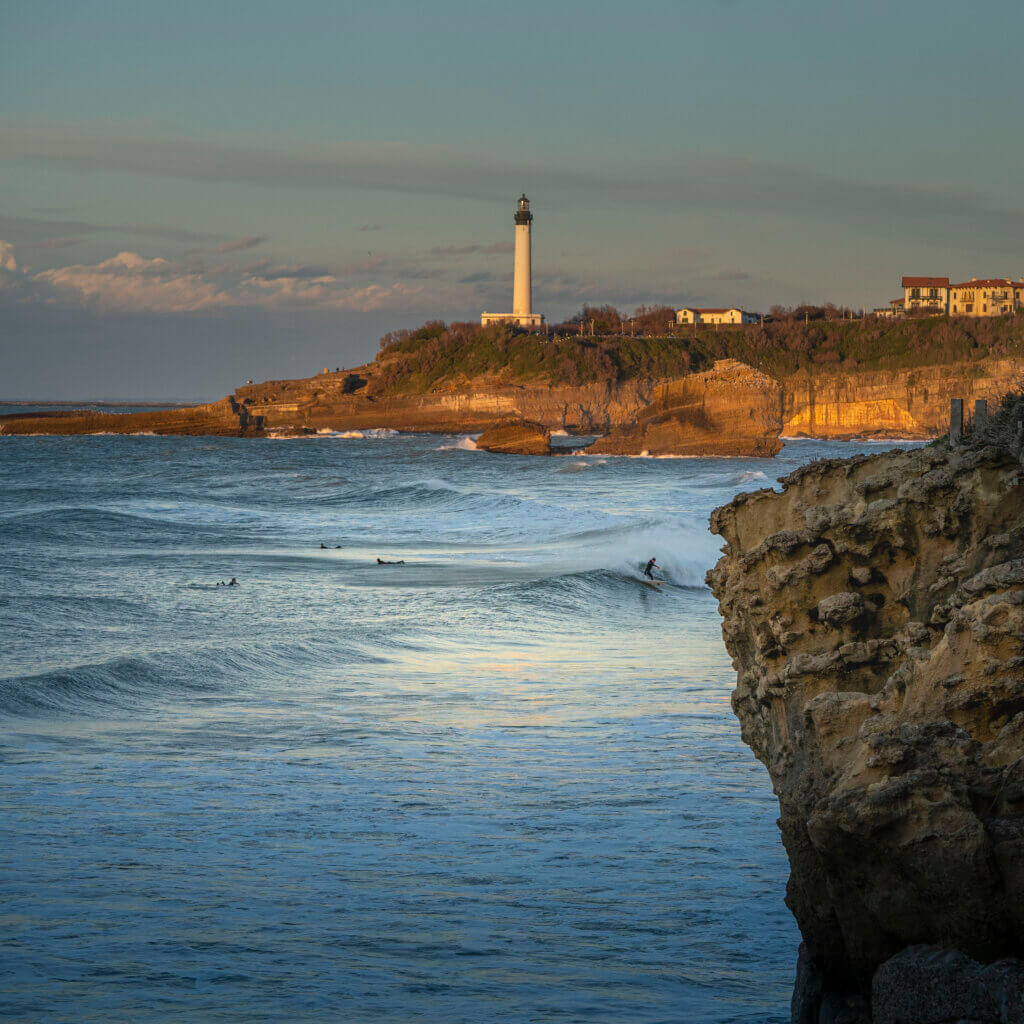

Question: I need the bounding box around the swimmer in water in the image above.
[376,558,406,565]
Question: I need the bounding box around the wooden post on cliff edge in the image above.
[950,399,963,445]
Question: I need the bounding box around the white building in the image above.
[676,307,758,326]
[481,194,544,329]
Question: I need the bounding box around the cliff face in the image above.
[586,359,783,457]
[706,425,1024,1017]
[5,350,1024,457]
[236,372,656,436]
[781,359,1024,439]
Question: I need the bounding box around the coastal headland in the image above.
[707,396,1024,1020]
[3,317,1023,456]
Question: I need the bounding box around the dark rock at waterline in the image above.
[872,946,1024,1024]
[475,418,551,456]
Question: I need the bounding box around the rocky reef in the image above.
[586,359,783,457]
[475,418,551,455]
[0,397,261,437]
[707,398,1024,1021]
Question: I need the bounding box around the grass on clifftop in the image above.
[371,316,1024,394]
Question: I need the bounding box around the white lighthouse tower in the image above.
[481,194,544,328]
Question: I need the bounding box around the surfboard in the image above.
[639,578,664,589]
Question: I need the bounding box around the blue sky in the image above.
[2,0,1024,398]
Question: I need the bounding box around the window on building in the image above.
[911,287,920,299]
[966,304,973,313]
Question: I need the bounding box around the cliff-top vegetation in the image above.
[371,307,1024,394]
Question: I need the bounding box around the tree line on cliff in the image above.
[371,307,1024,394]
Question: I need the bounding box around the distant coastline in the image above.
[0,400,197,409]
[3,315,1024,456]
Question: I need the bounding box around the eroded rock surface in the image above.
[474,418,551,455]
[587,359,783,457]
[707,415,1024,1016]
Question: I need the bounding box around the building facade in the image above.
[676,307,757,325]
[949,278,1024,317]
[481,194,544,329]
[902,276,949,313]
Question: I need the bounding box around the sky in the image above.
[2,0,1024,399]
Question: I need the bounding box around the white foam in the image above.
[438,436,480,451]
[267,427,401,440]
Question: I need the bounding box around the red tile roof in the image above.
[902,276,949,288]
[680,307,741,314]
[951,278,1020,289]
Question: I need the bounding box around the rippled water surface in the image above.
[0,431,916,1022]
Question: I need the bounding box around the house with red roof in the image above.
[949,278,1024,317]
[902,276,949,314]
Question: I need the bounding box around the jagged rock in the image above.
[586,359,783,457]
[706,430,1024,1014]
[817,592,867,626]
[474,418,551,455]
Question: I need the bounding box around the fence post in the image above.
[950,399,963,445]
[974,399,988,432]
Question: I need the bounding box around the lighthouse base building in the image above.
[481,194,544,329]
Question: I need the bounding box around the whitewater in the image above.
[0,430,909,1022]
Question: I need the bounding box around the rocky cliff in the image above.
[4,342,1023,458]
[587,359,782,457]
[706,401,1024,1020]
[781,359,1024,439]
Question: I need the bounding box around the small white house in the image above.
[676,307,758,326]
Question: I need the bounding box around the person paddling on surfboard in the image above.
[644,557,658,580]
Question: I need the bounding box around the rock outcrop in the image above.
[586,359,783,457]
[706,404,1024,1018]
[0,397,261,436]
[475,418,551,455]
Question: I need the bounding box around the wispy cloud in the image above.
[430,242,514,257]
[215,234,267,254]
[5,121,1024,253]
[26,236,83,250]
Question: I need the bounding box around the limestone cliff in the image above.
[587,359,782,457]
[707,404,1024,1018]
[781,359,1024,439]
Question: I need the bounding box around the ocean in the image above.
[0,430,917,1023]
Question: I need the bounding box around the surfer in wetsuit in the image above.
[644,557,658,580]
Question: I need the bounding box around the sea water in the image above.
[0,432,917,1023]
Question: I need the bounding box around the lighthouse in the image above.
[481,194,544,328]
